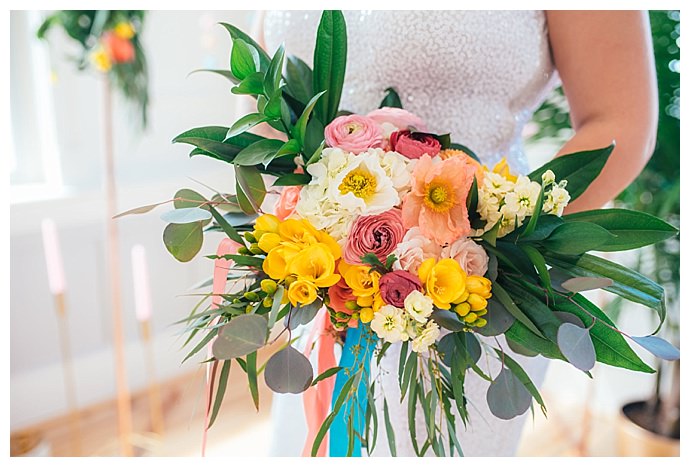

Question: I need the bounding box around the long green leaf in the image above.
[208,360,232,428]
[493,282,545,338]
[295,91,327,147]
[542,221,616,256]
[520,244,552,293]
[235,165,267,214]
[528,144,614,201]
[383,398,397,456]
[246,351,260,410]
[285,55,314,105]
[219,22,271,71]
[521,185,544,238]
[311,372,356,456]
[208,205,245,245]
[312,10,347,124]
[562,208,678,251]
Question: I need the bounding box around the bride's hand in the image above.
[545,10,658,214]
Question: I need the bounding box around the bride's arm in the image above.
[545,11,658,214]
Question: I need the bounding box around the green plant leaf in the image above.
[379,87,403,109]
[163,222,203,262]
[486,368,532,420]
[528,144,615,201]
[160,207,212,224]
[466,176,478,215]
[189,68,239,84]
[430,309,465,332]
[227,113,269,139]
[233,139,284,166]
[630,335,680,361]
[208,360,232,428]
[312,10,347,124]
[521,185,544,238]
[272,173,311,186]
[311,372,356,456]
[545,252,666,334]
[264,43,285,96]
[519,244,552,292]
[505,320,564,360]
[510,215,564,243]
[246,351,260,410]
[288,299,323,330]
[383,398,397,456]
[542,221,616,255]
[264,345,314,394]
[219,22,271,71]
[561,208,678,251]
[230,38,259,80]
[494,348,547,416]
[235,165,267,214]
[285,55,314,105]
[173,126,264,163]
[492,283,545,338]
[231,71,265,96]
[295,91,327,147]
[211,314,268,360]
[557,323,596,371]
[207,205,245,245]
[113,201,168,219]
[476,297,516,337]
[311,366,343,386]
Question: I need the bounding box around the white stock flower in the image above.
[370,305,410,343]
[541,169,556,185]
[404,290,434,324]
[483,171,515,195]
[411,321,441,353]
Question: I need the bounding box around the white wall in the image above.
[10,10,258,429]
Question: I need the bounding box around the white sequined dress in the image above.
[263,10,560,457]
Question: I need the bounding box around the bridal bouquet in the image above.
[120,11,679,457]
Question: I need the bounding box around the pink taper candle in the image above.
[131,244,152,323]
[41,218,66,295]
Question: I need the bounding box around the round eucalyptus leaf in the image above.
[264,346,314,394]
[436,334,456,367]
[506,338,539,357]
[561,276,614,293]
[174,188,212,227]
[163,222,203,262]
[287,299,323,330]
[430,309,465,332]
[465,332,482,365]
[553,311,585,328]
[212,314,268,360]
[161,207,212,224]
[630,335,680,361]
[547,268,572,293]
[436,333,481,368]
[557,322,596,371]
[476,298,515,337]
[486,368,532,420]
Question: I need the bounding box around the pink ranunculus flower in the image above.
[402,154,476,246]
[274,185,301,221]
[393,227,443,275]
[442,238,489,277]
[390,130,441,159]
[379,270,423,308]
[324,114,384,153]
[366,107,428,133]
[342,209,405,265]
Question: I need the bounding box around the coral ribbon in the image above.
[301,308,337,457]
[201,238,240,457]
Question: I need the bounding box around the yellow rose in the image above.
[263,244,300,280]
[418,258,467,309]
[340,262,380,298]
[288,244,340,288]
[287,280,318,306]
[257,232,281,253]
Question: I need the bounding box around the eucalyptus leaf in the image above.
[160,207,212,224]
[288,299,323,330]
[561,276,615,293]
[557,323,596,371]
[235,165,267,214]
[630,335,680,361]
[430,309,465,332]
[211,314,268,360]
[264,345,314,394]
[553,311,586,328]
[163,222,203,262]
[486,368,532,420]
[506,338,539,357]
[476,297,516,337]
[113,202,166,219]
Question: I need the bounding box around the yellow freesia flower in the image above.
[465,276,492,298]
[418,258,467,309]
[113,22,136,40]
[254,213,280,235]
[278,219,320,247]
[257,232,281,253]
[287,279,318,306]
[263,244,300,280]
[340,262,381,298]
[287,244,340,288]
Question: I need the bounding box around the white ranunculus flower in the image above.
[329,155,400,215]
[370,305,409,343]
[411,321,441,353]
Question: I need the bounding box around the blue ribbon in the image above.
[328,323,377,457]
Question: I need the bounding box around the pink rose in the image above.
[328,277,358,328]
[442,238,489,277]
[274,186,301,221]
[393,227,443,274]
[324,115,384,153]
[379,270,423,308]
[390,130,441,159]
[343,209,405,265]
[366,107,428,132]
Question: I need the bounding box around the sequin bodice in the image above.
[264,10,559,174]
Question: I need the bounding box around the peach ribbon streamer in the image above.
[301,308,337,457]
[201,238,240,456]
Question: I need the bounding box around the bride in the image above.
[251,10,657,456]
